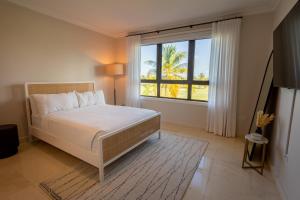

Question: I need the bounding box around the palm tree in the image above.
[198,72,208,80]
[161,45,187,80]
[144,45,187,97]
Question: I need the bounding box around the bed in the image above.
[24,81,161,182]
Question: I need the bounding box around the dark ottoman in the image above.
[0,124,19,159]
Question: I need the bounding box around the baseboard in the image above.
[19,135,28,144]
[161,120,206,131]
[268,161,287,200]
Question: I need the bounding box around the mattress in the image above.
[32,105,160,152]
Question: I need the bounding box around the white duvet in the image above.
[33,105,160,152]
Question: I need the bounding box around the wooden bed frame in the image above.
[24,81,161,182]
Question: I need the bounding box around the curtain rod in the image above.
[126,16,242,37]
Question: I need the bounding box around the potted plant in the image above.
[253,111,275,140]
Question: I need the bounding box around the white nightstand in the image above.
[242,134,269,175]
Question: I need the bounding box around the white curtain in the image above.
[207,19,241,137]
[126,35,141,107]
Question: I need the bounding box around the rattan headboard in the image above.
[25,81,95,96]
[24,81,95,128]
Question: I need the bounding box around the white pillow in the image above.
[95,90,106,105]
[75,90,106,107]
[47,94,71,112]
[76,91,96,107]
[30,92,79,116]
[30,94,47,117]
[68,91,79,108]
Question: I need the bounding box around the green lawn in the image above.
[140,84,208,101]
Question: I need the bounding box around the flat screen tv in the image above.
[273,1,300,89]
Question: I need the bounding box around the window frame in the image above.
[140,39,210,102]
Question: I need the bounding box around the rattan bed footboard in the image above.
[102,115,160,162]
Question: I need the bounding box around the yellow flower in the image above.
[256,110,275,128]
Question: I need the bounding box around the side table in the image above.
[0,124,19,159]
[242,134,269,175]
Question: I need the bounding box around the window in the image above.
[140,39,211,102]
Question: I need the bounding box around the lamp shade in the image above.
[104,63,124,76]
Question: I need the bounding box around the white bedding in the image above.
[32,105,159,152]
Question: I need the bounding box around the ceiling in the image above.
[9,0,279,37]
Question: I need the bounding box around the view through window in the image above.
[140,39,211,102]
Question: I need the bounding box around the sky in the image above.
[140,39,211,79]
[194,39,211,79]
[140,45,157,78]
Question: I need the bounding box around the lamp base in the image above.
[113,77,117,105]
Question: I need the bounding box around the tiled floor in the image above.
[0,123,281,200]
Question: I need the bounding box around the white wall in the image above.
[0,1,117,140]
[271,89,300,200]
[237,12,274,136]
[285,91,300,200]
[269,1,299,200]
[142,99,207,128]
[115,38,127,106]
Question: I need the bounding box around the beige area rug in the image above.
[40,133,208,200]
